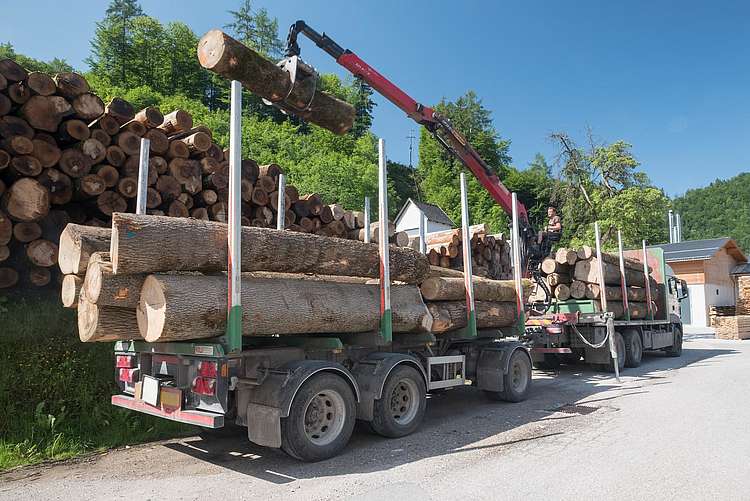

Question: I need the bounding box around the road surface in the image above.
[3,332,749,500]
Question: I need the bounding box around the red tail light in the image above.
[116,355,135,368]
[197,361,217,378]
[191,377,216,396]
[118,368,139,383]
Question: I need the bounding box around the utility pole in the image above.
[406,129,422,201]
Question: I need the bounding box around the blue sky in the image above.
[3,1,749,196]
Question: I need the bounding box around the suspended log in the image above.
[82,252,145,308]
[198,30,355,134]
[111,213,430,283]
[61,274,83,307]
[78,298,141,342]
[58,223,111,275]
[426,301,517,333]
[137,274,432,342]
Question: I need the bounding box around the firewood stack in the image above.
[409,224,512,280]
[530,245,656,319]
[60,213,526,342]
[0,60,403,291]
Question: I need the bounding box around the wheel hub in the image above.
[389,378,419,425]
[303,390,346,446]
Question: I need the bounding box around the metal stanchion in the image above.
[459,173,476,337]
[226,80,243,354]
[617,230,630,321]
[364,197,371,244]
[276,174,286,230]
[418,209,427,254]
[595,222,620,382]
[377,139,392,343]
[135,138,150,215]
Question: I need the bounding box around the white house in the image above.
[394,199,454,237]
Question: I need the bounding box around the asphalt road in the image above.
[3,331,749,501]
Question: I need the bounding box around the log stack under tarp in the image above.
[530,245,656,320]
[62,214,525,342]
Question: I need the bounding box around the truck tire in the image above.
[370,365,426,438]
[280,372,356,462]
[532,353,560,370]
[602,331,626,373]
[623,329,643,368]
[485,349,532,402]
[665,326,683,357]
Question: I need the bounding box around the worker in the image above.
[537,206,562,244]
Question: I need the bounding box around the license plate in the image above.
[142,375,160,407]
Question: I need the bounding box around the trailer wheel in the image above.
[485,350,532,402]
[280,373,356,462]
[370,365,426,438]
[665,326,683,357]
[603,331,626,373]
[623,329,643,367]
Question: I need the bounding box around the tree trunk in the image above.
[104,97,135,125]
[96,190,126,216]
[83,252,145,308]
[30,138,61,167]
[111,213,430,283]
[20,95,67,132]
[555,247,578,265]
[133,106,163,128]
[553,283,571,300]
[546,272,570,287]
[78,298,141,342]
[198,30,356,135]
[3,178,49,221]
[54,72,89,99]
[61,274,83,307]
[26,71,56,96]
[573,257,647,287]
[158,110,193,135]
[180,131,211,153]
[541,257,569,275]
[584,283,654,302]
[596,301,647,320]
[58,223,111,275]
[426,301,517,333]
[577,245,647,272]
[569,280,587,299]
[72,93,104,121]
[137,274,432,342]
[420,276,530,302]
[0,59,28,82]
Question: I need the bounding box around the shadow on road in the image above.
[164,343,739,484]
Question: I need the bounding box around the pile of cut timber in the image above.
[410,224,512,280]
[62,214,525,342]
[531,245,655,320]
[0,59,405,291]
[712,315,750,341]
[737,276,750,316]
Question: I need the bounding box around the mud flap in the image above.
[247,403,281,448]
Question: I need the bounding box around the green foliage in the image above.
[87,0,144,85]
[225,0,284,59]
[0,297,190,470]
[0,42,73,73]
[673,172,750,252]
[418,91,512,233]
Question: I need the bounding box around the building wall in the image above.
[687,284,707,327]
[669,260,705,285]
[703,247,739,307]
[396,202,452,236]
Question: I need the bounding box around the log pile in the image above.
[737,276,750,316]
[0,60,402,291]
[712,315,750,341]
[62,214,525,342]
[410,224,512,280]
[531,245,655,320]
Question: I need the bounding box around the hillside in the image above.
[673,172,750,252]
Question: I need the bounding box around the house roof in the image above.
[394,198,455,227]
[652,237,747,263]
[731,262,750,275]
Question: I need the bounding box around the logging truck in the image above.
[524,246,689,371]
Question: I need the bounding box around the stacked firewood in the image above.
[737,276,750,316]
[532,245,655,319]
[60,213,525,342]
[409,224,512,280]
[0,60,402,291]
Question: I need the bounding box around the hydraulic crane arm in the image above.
[283,20,529,225]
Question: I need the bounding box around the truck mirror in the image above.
[678,280,689,300]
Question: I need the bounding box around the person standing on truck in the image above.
[537,206,562,244]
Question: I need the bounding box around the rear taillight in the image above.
[118,368,139,383]
[116,355,135,368]
[197,361,217,378]
[191,377,216,396]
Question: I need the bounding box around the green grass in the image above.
[0,294,194,470]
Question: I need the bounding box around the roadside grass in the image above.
[0,294,194,471]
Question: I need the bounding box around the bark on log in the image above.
[133,107,163,128]
[0,59,27,82]
[78,298,141,342]
[595,301,647,320]
[198,30,355,135]
[61,274,83,308]
[83,252,146,308]
[3,178,49,221]
[420,276,531,302]
[426,301,517,333]
[138,274,432,342]
[180,131,211,153]
[158,110,193,135]
[577,245,648,272]
[58,223,111,275]
[584,283,654,302]
[111,213,430,283]
[573,257,646,287]
[105,98,135,125]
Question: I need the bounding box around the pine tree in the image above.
[87,0,144,86]
[349,78,376,138]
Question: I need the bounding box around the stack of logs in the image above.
[0,59,408,290]
[534,245,655,319]
[710,276,750,340]
[60,213,526,341]
[410,224,512,280]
